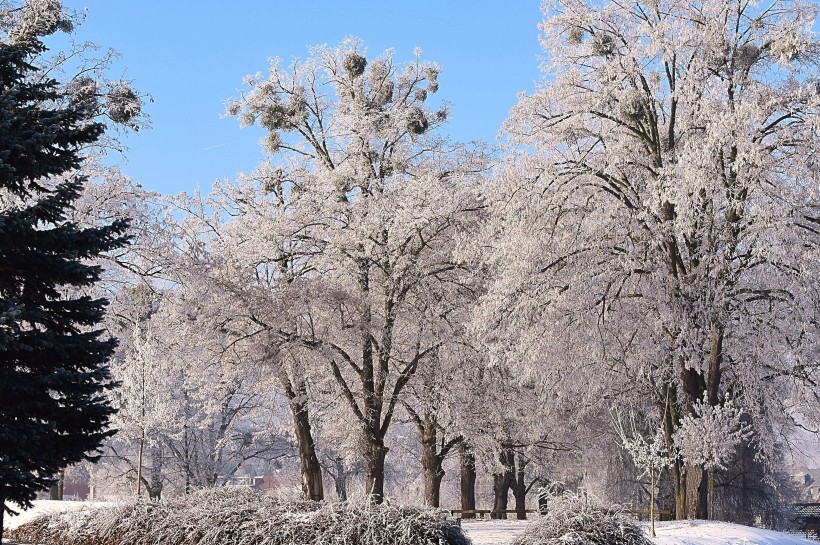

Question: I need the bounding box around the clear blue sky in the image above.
[48,2,544,195]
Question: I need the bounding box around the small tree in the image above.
[615,415,674,536]
[0,16,128,541]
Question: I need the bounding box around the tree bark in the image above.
[511,457,528,520]
[492,447,515,519]
[460,443,477,519]
[49,470,64,500]
[685,463,708,519]
[364,441,388,503]
[672,459,686,520]
[660,379,686,520]
[1,497,5,544]
[332,456,349,501]
[145,445,163,501]
[421,419,444,507]
[289,397,324,501]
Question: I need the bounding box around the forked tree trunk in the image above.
[491,447,515,519]
[460,443,477,519]
[413,410,460,508]
[289,398,324,501]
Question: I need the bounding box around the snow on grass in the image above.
[461,519,530,545]
[462,519,820,545]
[650,520,817,545]
[3,500,110,531]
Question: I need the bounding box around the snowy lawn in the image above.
[460,519,530,545]
[3,500,110,531]
[460,519,818,545]
[650,521,817,545]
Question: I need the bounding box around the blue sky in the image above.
[49,2,545,195]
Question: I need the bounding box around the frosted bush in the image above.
[513,491,651,545]
[8,487,470,545]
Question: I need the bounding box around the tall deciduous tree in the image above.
[224,39,487,502]
[0,15,128,538]
[484,0,820,519]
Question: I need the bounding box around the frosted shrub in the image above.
[8,487,469,545]
[513,492,651,545]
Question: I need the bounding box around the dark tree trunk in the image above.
[290,397,324,501]
[1,497,5,543]
[364,441,388,503]
[685,463,708,519]
[491,447,515,519]
[144,446,163,501]
[460,443,477,519]
[332,456,349,501]
[413,410,460,508]
[680,362,709,519]
[421,416,442,506]
[511,458,529,520]
[661,380,686,520]
[49,470,64,500]
[672,459,686,520]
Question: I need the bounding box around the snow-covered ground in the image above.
[4,502,819,545]
[460,519,530,545]
[460,519,819,545]
[3,500,111,532]
[651,520,817,545]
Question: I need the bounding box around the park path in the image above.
[460,519,529,545]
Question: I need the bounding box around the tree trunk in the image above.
[1,497,5,544]
[492,447,515,519]
[460,443,477,519]
[146,445,163,501]
[685,463,708,519]
[706,322,723,406]
[49,470,64,500]
[420,413,445,507]
[290,398,324,501]
[661,380,686,520]
[332,456,349,501]
[511,458,528,520]
[364,440,388,504]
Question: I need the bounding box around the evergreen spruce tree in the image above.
[0,35,128,539]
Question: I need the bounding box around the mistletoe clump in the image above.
[8,487,470,545]
[343,51,367,76]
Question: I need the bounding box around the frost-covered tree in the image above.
[222,39,487,502]
[102,283,288,498]
[484,0,820,519]
[615,415,674,535]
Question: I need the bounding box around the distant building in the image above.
[786,466,820,502]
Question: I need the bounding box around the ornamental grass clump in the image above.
[513,491,651,545]
[8,487,470,545]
